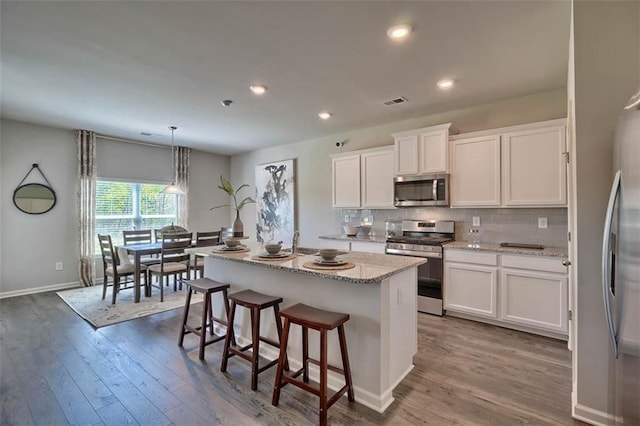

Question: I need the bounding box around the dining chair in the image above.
[98,234,147,304]
[192,231,222,278]
[147,232,192,302]
[123,229,160,267]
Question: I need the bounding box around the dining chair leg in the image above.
[111,277,118,305]
[102,276,108,300]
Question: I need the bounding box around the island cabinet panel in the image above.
[450,135,501,207]
[444,263,498,319]
[332,154,361,208]
[502,124,567,206]
[331,146,394,209]
[500,268,568,333]
[202,251,423,414]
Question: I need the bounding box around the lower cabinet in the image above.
[444,263,498,319]
[319,239,386,254]
[444,249,568,338]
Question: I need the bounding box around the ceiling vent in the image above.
[383,97,408,106]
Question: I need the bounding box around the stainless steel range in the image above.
[385,220,454,316]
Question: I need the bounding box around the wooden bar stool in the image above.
[178,278,232,360]
[220,289,289,390]
[272,303,354,426]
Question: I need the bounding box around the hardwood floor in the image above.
[0,291,584,425]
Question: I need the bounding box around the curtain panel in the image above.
[175,146,191,229]
[77,130,96,287]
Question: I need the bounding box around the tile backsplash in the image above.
[335,207,568,248]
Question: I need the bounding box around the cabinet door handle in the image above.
[561,260,571,266]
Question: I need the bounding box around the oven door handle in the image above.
[385,248,442,259]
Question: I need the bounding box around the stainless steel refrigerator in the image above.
[602,89,640,425]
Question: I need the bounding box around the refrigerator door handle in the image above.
[602,170,621,358]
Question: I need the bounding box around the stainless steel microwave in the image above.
[393,174,449,207]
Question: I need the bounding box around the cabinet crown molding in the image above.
[450,118,567,141]
[391,122,458,139]
[329,144,393,158]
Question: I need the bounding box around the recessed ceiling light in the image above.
[387,24,412,40]
[318,111,333,120]
[250,84,268,95]
[437,79,455,90]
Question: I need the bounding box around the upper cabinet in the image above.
[450,119,567,208]
[392,123,457,176]
[331,146,394,209]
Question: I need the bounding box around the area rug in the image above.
[57,285,203,329]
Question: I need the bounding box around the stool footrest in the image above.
[307,358,347,376]
[228,347,253,362]
[259,336,282,349]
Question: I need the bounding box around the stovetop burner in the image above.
[385,219,455,246]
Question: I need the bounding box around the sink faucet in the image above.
[291,231,300,254]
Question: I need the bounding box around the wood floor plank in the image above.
[90,361,172,426]
[95,400,140,426]
[0,290,585,426]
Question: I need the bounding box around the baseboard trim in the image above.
[573,402,621,426]
[0,281,81,300]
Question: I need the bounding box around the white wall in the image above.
[1,119,78,293]
[572,2,639,423]
[0,118,230,296]
[231,89,567,248]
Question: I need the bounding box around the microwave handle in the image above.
[432,180,438,201]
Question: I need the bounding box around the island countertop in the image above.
[189,246,425,284]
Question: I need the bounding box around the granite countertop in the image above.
[188,245,424,284]
[444,241,568,258]
[319,234,387,243]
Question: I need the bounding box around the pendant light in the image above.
[162,125,183,194]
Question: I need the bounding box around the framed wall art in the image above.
[255,159,295,244]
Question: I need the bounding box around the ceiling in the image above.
[0,1,570,156]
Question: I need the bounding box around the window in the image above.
[95,180,177,248]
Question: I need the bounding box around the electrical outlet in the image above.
[538,217,548,229]
[472,216,481,227]
[55,262,63,271]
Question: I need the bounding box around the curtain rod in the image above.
[73,130,170,150]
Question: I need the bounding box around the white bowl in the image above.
[225,239,241,248]
[359,225,372,236]
[318,248,338,261]
[264,243,283,254]
[343,225,359,236]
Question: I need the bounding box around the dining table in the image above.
[115,242,162,302]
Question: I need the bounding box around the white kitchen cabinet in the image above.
[361,149,394,208]
[444,248,569,338]
[502,124,567,206]
[500,255,568,333]
[450,135,501,207]
[392,123,456,176]
[449,119,567,208]
[319,239,351,251]
[319,239,386,254]
[331,146,394,209]
[444,250,499,319]
[351,241,386,254]
[332,154,361,208]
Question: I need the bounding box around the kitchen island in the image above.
[193,246,425,413]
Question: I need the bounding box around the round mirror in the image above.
[13,183,56,214]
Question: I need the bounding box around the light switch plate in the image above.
[538,217,548,229]
[472,216,480,227]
